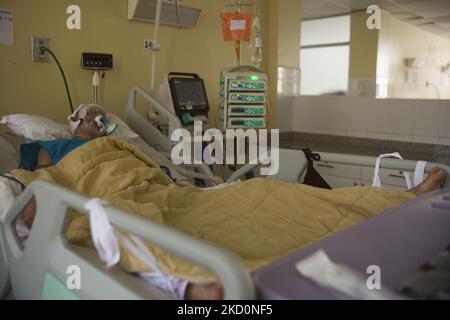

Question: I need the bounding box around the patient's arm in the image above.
[20,149,51,229]
[23,198,37,230]
[34,148,52,170]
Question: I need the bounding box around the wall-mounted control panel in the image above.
[81,52,113,70]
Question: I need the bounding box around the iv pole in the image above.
[149,0,183,93]
[93,71,100,104]
[150,0,163,94]
[235,2,242,67]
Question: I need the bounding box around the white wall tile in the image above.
[328,97,348,131]
[388,134,413,142]
[329,129,347,136]
[277,97,293,129]
[367,132,389,140]
[292,97,311,127]
[438,101,450,138]
[347,130,368,138]
[388,100,414,136]
[347,97,369,132]
[437,137,450,146]
[368,98,389,133]
[413,100,439,139]
[309,97,330,131]
[292,125,312,133]
[413,136,438,144]
[288,97,447,145]
[307,127,330,134]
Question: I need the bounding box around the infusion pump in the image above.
[219,66,268,130]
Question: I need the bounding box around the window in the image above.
[300,15,350,96]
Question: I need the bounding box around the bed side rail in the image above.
[124,86,182,153]
[318,152,450,188]
[228,151,450,188]
[3,180,255,300]
[0,222,11,299]
[124,86,220,185]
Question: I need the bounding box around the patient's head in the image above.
[68,104,109,140]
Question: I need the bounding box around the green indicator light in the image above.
[250,75,260,81]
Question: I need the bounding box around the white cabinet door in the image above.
[360,180,406,191]
[314,161,361,180]
[321,174,360,188]
[361,167,415,189]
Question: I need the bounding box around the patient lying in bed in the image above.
[13,104,447,300]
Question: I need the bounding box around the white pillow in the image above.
[0,114,72,141]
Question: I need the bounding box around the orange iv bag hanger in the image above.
[220,2,254,67]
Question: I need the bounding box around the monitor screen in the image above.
[173,80,207,106]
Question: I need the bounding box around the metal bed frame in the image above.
[229,152,450,188]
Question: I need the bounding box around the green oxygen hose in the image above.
[41,47,75,114]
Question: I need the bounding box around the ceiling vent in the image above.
[128,0,202,28]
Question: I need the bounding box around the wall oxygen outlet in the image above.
[32,37,52,63]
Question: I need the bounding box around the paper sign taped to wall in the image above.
[0,8,14,46]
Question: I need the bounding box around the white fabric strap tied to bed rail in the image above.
[372,153,413,189]
[86,199,120,268]
[121,235,188,300]
[414,161,427,187]
[85,198,187,299]
[372,153,428,189]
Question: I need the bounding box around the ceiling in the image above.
[302,0,450,40]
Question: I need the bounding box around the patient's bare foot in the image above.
[185,282,223,300]
[408,167,446,196]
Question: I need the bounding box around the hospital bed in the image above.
[1,86,449,300]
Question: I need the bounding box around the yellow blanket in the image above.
[12,137,415,283]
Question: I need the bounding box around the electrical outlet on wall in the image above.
[32,36,52,63]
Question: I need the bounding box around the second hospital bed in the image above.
[1,86,449,300]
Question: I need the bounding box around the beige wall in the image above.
[276,0,301,68]
[0,0,271,125]
[349,11,378,79]
[377,10,450,100]
[267,0,302,127]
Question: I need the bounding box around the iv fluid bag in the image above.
[220,12,253,42]
[251,14,263,67]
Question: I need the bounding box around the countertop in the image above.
[280,132,450,165]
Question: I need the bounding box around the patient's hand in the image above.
[38,148,52,166]
[34,149,52,170]
[22,199,37,230]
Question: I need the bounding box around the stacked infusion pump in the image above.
[220,66,268,130]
